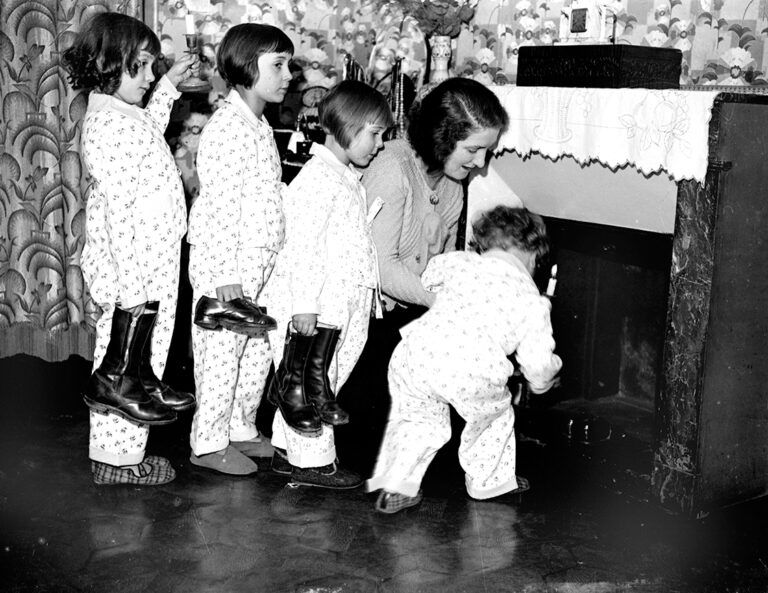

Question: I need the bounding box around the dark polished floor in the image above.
[2,354,768,593]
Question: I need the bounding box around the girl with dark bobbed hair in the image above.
[336,77,508,474]
[62,12,198,486]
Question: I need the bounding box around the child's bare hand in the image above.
[166,53,200,88]
[292,313,317,336]
[216,284,244,302]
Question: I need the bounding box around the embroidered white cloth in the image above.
[492,86,721,183]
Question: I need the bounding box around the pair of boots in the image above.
[83,302,196,425]
[268,324,348,435]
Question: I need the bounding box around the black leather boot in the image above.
[304,326,348,425]
[267,326,321,435]
[83,305,177,425]
[137,302,196,411]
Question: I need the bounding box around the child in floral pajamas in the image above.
[261,80,393,488]
[186,24,293,475]
[367,206,562,512]
[63,12,198,485]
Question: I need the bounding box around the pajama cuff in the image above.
[465,475,522,500]
[229,425,260,443]
[190,435,229,457]
[214,273,242,289]
[365,475,422,498]
[291,298,320,316]
[89,446,144,467]
[119,291,148,310]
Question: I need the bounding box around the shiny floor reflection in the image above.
[2,354,768,593]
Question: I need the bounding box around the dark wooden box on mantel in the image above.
[516,44,682,89]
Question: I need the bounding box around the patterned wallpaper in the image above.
[0,0,143,361]
[149,0,768,90]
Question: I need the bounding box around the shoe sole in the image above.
[189,457,258,476]
[320,417,349,426]
[83,395,177,426]
[195,317,276,334]
[164,401,197,412]
[289,479,362,490]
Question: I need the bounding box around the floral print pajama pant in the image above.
[188,246,276,456]
[367,339,521,500]
[88,254,180,466]
[262,280,373,468]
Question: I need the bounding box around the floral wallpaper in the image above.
[0,0,142,361]
[151,0,768,94]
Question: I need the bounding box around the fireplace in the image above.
[473,87,768,516]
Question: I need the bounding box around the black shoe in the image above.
[270,448,293,475]
[291,461,362,489]
[194,296,277,334]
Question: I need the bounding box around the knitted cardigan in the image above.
[362,139,463,310]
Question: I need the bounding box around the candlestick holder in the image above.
[177,33,211,93]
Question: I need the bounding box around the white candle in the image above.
[185,14,196,35]
[546,264,558,297]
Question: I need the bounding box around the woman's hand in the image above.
[292,313,317,336]
[165,52,200,88]
[216,284,244,302]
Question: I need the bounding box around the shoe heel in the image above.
[194,315,220,330]
[83,395,111,415]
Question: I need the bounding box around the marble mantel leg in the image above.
[651,175,719,517]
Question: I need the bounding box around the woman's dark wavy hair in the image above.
[62,12,161,95]
[318,80,394,149]
[470,206,550,265]
[217,23,294,88]
[407,78,508,174]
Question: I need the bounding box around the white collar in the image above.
[225,89,266,129]
[309,143,362,182]
[86,92,145,122]
[481,248,532,276]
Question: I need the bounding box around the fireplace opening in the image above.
[522,217,673,449]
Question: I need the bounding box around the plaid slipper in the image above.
[91,456,176,486]
[375,490,423,514]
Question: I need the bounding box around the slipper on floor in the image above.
[232,435,275,458]
[190,445,258,476]
[92,455,176,486]
[375,490,423,514]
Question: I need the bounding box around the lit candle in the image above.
[185,14,196,35]
[546,264,558,297]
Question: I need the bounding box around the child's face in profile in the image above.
[251,51,293,105]
[344,121,387,167]
[114,49,155,106]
